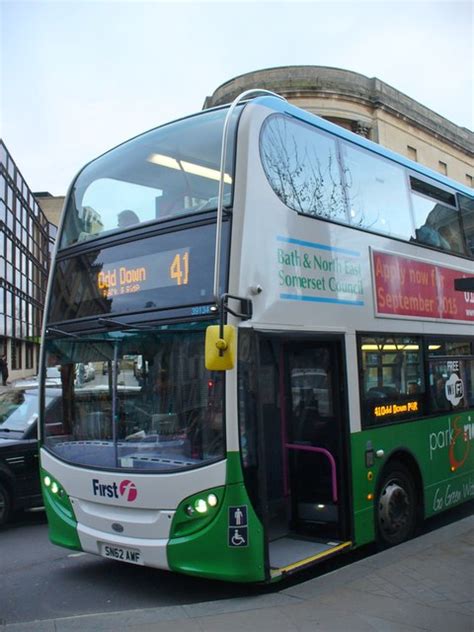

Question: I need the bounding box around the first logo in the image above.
[119,479,138,502]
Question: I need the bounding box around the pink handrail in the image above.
[285,443,338,503]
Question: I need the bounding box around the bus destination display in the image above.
[97,249,190,298]
[50,222,229,321]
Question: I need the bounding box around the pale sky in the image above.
[1,0,472,196]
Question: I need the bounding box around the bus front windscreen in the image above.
[60,107,238,248]
[41,324,224,472]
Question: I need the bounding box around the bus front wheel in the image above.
[375,462,417,547]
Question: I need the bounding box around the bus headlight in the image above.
[44,475,51,487]
[170,487,224,538]
[207,493,218,507]
[194,498,208,513]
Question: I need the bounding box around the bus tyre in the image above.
[0,482,12,526]
[375,462,416,547]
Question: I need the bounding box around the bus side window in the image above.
[359,335,424,427]
[458,193,474,256]
[428,360,471,413]
[410,178,466,255]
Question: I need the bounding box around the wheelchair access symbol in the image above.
[228,505,248,547]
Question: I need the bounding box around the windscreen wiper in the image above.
[46,326,80,338]
[98,317,154,331]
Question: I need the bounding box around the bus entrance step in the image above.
[269,537,351,578]
[297,502,338,523]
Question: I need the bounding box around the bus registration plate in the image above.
[101,543,143,565]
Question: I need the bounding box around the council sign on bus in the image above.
[372,250,474,322]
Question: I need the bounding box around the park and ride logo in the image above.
[92,478,138,502]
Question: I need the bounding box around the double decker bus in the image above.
[39,91,474,583]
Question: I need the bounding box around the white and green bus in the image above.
[39,92,474,583]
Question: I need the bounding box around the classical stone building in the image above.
[34,192,65,229]
[204,66,473,188]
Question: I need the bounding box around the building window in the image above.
[438,161,448,176]
[25,343,34,370]
[11,339,22,370]
[466,174,473,188]
[407,146,417,161]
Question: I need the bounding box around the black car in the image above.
[0,388,61,525]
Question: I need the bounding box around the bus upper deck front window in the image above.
[60,107,237,248]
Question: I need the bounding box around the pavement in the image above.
[2,515,473,632]
[0,380,39,393]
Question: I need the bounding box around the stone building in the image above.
[34,192,65,229]
[204,66,473,188]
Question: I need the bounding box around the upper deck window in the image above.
[341,143,413,240]
[260,114,413,238]
[410,177,466,254]
[260,114,347,223]
[60,108,237,248]
[260,114,473,259]
[458,194,474,257]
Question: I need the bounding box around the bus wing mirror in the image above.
[205,325,236,371]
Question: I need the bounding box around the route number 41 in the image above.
[169,252,189,286]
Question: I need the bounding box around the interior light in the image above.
[181,160,232,184]
[194,498,208,514]
[44,476,51,487]
[207,494,218,507]
[361,344,419,351]
[147,152,232,184]
[147,153,180,170]
[317,504,325,510]
[429,345,442,351]
[51,482,59,494]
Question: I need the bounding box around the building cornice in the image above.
[204,66,473,158]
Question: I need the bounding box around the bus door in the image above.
[283,340,347,537]
[257,336,350,546]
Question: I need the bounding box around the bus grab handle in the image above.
[285,443,338,503]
